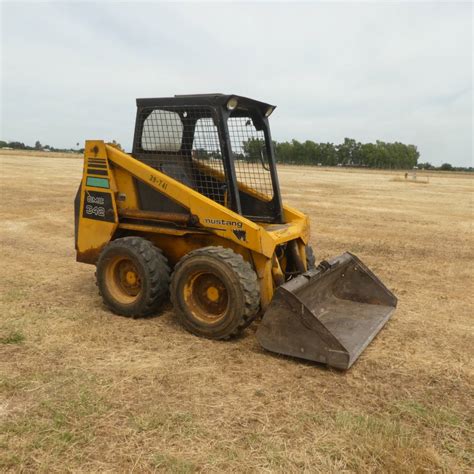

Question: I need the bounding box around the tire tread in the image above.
[96,237,170,317]
[170,246,260,338]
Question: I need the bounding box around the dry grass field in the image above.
[1,151,473,472]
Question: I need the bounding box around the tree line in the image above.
[242,137,471,171]
[0,140,83,154]
[1,138,471,171]
[244,137,419,169]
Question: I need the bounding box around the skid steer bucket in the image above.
[256,253,397,369]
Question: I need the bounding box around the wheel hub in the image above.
[184,272,229,323]
[105,256,143,304]
[206,286,220,302]
[125,270,138,286]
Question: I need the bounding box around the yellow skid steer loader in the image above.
[75,94,396,369]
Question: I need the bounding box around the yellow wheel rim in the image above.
[183,271,229,324]
[105,256,142,305]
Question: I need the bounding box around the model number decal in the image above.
[86,194,105,206]
[82,191,115,223]
[149,175,168,190]
[85,204,105,217]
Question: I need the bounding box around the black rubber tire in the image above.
[170,246,260,339]
[96,237,170,317]
[306,244,316,270]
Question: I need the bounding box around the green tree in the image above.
[111,139,123,150]
[242,138,265,163]
[8,141,26,149]
[337,138,361,165]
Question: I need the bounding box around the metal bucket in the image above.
[256,253,397,369]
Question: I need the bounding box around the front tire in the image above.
[96,237,170,317]
[170,246,260,339]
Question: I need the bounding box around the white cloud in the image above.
[1,1,472,165]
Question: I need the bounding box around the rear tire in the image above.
[170,246,260,339]
[96,237,170,317]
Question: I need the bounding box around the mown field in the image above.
[1,151,472,472]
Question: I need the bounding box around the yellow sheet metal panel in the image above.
[251,252,274,309]
[262,219,309,246]
[112,167,139,210]
[76,141,118,263]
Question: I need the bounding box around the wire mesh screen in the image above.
[192,117,225,174]
[142,109,183,152]
[227,116,274,199]
[137,107,227,205]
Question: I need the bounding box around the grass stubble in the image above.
[0,152,472,472]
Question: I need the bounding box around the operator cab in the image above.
[132,94,284,223]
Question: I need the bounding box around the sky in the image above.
[1,1,472,166]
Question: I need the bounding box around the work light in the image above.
[227,98,238,111]
[265,106,274,117]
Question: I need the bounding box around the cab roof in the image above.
[136,94,275,115]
